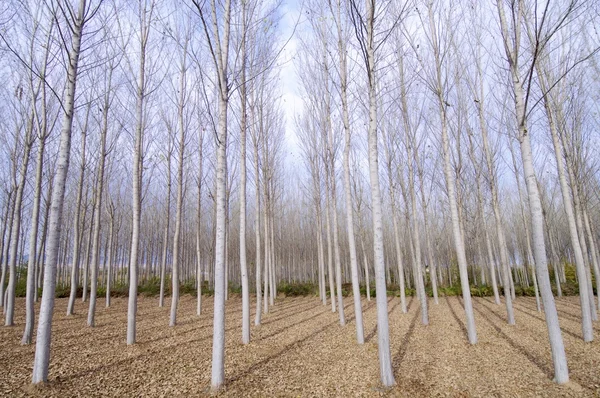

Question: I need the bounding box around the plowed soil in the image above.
[1,295,600,397]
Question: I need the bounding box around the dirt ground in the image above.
[1,294,600,397]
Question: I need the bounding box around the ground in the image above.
[1,294,600,397]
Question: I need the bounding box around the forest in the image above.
[1,0,600,396]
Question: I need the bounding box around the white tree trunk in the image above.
[23,22,52,341]
[197,127,204,316]
[87,92,109,327]
[495,1,569,381]
[5,118,33,326]
[22,134,46,338]
[159,144,172,308]
[328,137,345,325]
[441,113,478,344]
[23,133,44,343]
[477,101,515,323]
[583,209,600,309]
[0,190,15,310]
[253,130,262,324]
[572,186,597,321]
[338,21,364,340]
[211,93,228,389]
[360,234,371,301]
[127,0,154,344]
[32,1,85,381]
[209,0,232,387]
[540,71,593,340]
[263,186,270,314]
[105,207,114,308]
[324,169,336,313]
[170,41,189,327]
[365,1,394,385]
[239,5,250,341]
[169,135,183,327]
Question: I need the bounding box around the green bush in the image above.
[359,285,376,298]
[559,281,579,296]
[12,273,583,300]
[15,276,28,298]
[138,277,162,296]
[438,285,462,296]
[470,285,495,297]
[179,280,197,296]
[278,282,318,296]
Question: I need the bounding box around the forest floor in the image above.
[1,294,600,397]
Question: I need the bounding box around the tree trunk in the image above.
[106,207,114,307]
[87,65,112,327]
[197,125,204,316]
[0,189,15,310]
[239,3,250,342]
[5,118,34,326]
[22,135,45,342]
[170,39,189,327]
[253,122,262,324]
[159,141,172,308]
[538,67,593,339]
[32,1,86,382]
[364,0,394,385]
[337,0,364,339]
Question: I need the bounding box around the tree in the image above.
[415,0,477,343]
[170,14,192,327]
[125,0,157,345]
[238,0,250,343]
[494,0,579,384]
[32,0,101,384]
[329,0,364,342]
[349,0,396,386]
[535,47,596,334]
[88,18,120,326]
[158,123,173,308]
[191,0,232,389]
[22,12,54,344]
[4,64,36,327]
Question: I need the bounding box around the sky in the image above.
[277,0,304,172]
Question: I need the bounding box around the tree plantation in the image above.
[1,0,600,396]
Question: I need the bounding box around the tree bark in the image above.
[88,64,113,327]
[5,115,34,326]
[32,0,86,382]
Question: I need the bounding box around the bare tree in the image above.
[191,0,232,389]
[415,0,477,343]
[329,0,364,341]
[32,0,101,384]
[88,22,120,326]
[125,0,157,345]
[21,11,55,343]
[494,0,580,383]
[349,0,397,386]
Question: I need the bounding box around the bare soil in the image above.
[1,295,600,397]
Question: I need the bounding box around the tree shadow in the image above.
[225,299,372,386]
[365,296,410,343]
[481,298,582,341]
[256,306,329,342]
[468,298,555,381]
[445,296,468,340]
[514,298,600,333]
[392,307,420,373]
[260,300,323,327]
[346,297,377,324]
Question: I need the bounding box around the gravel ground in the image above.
[1,295,599,397]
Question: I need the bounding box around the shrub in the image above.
[139,277,162,296]
[278,282,317,296]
